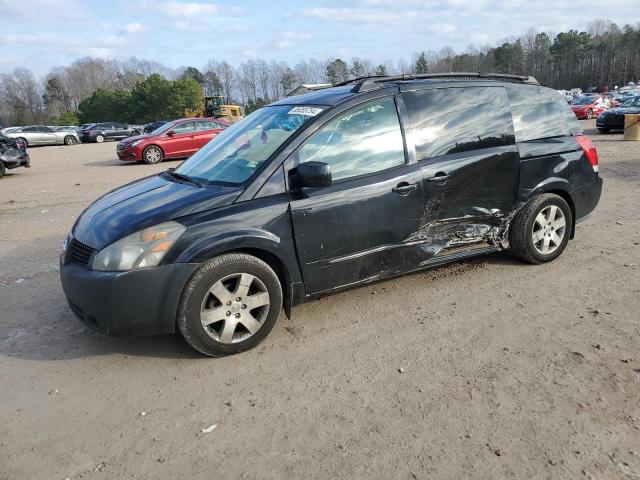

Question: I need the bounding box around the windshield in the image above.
[621,97,640,107]
[571,97,594,105]
[174,105,321,185]
[150,121,174,135]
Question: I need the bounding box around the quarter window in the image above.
[507,85,582,141]
[403,87,515,159]
[298,97,405,181]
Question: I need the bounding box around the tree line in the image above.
[1,19,639,127]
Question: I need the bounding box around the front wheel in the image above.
[142,145,163,164]
[598,128,610,134]
[586,109,594,119]
[0,162,5,178]
[177,253,283,357]
[95,134,104,143]
[509,193,572,264]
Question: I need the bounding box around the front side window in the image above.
[298,97,405,181]
[198,121,217,131]
[174,105,319,185]
[172,122,195,134]
[403,86,515,160]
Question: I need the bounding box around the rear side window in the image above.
[173,122,196,134]
[507,85,582,141]
[403,86,515,160]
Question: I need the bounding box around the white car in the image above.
[5,125,80,147]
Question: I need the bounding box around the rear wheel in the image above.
[17,137,28,147]
[586,109,594,119]
[142,145,163,164]
[509,193,572,264]
[95,134,104,143]
[0,162,5,178]
[177,253,283,357]
[63,135,77,145]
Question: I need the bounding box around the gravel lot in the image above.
[1,122,639,480]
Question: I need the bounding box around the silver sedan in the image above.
[4,125,80,147]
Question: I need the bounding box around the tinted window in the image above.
[113,123,126,128]
[38,126,53,132]
[298,97,405,181]
[403,87,514,160]
[507,85,582,141]
[173,122,196,134]
[23,127,38,132]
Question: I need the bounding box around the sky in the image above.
[1,0,639,76]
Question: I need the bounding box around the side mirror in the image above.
[290,161,332,188]
[166,130,175,136]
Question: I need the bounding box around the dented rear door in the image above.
[401,85,519,259]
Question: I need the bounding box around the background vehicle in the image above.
[0,132,30,177]
[116,118,228,164]
[143,120,169,134]
[80,122,142,143]
[61,73,602,357]
[5,125,80,146]
[570,96,608,119]
[204,95,243,123]
[596,96,640,132]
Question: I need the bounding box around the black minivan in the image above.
[60,73,602,356]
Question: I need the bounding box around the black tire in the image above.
[0,162,5,178]
[131,130,141,136]
[509,193,572,265]
[142,145,163,164]
[63,135,77,145]
[177,253,283,357]
[95,134,104,143]
[17,137,28,148]
[586,109,594,119]
[598,128,610,133]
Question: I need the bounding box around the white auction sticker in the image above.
[288,106,323,116]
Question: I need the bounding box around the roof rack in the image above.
[335,72,539,92]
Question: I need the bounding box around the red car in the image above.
[116,118,229,164]
[570,97,609,119]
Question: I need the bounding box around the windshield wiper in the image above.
[167,169,204,188]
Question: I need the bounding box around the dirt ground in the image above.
[1,122,639,480]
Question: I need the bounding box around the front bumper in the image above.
[596,115,624,129]
[1,150,30,169]
[116,144,142,161]
[60,259,198,337]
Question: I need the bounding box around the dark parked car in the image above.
[80,122,142,143]
[0,133,30,177]
[117,118,228,164]
[596,96,640,132]
[60,73,602,356]
[143,120,169,134]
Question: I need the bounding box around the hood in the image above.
[119,133,152,145]
[73,173,242,249]
[602,106,640,115]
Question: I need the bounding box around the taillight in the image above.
[576,135,599,173]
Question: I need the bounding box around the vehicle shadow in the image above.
[85,158,140,167]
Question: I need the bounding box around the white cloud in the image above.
[123,22,149,34]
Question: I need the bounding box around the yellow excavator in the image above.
[183,96,244,122]
[204,96,243,123]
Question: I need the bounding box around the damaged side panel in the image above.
[413,145,522,259]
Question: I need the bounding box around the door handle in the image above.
[392,182,419,194]
[426,172,450,183]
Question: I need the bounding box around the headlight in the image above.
[92,221,186,271]
[62,232,71,253]
[129,140,142,147]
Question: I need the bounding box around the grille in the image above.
[604,115,623,126]
[68,238,95,267]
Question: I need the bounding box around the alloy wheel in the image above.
[145,147,162,163]
[532,205,566,255]
[200,273,270,344]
